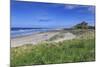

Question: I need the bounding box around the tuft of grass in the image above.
[11,38,95,67]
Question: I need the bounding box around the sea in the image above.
[11,27,54,38]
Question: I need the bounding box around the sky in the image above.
[11,0,95,28]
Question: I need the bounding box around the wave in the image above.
[11,28,53,38]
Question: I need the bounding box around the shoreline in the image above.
[11,30,77,48]
[11,31,60,47]
[11,29,94,48]
[11,29,63,38]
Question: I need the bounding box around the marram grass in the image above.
[11,38,95,67]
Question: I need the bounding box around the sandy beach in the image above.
[11,31,76,47]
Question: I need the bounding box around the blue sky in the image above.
[11,0,95,28]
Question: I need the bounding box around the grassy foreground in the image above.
[11,38,95,67]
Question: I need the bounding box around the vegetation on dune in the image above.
[48,33,65,41]
[11,21,95,67]
[11,37,95,67]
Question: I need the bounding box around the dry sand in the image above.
[11,32,59,47]
[11,31,76,47]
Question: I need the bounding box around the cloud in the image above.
[64,5,95,14]
[79,6,95,14]
[64,5,78,10]
[87,6,95,13]
[38,16,51,22]
[39,19,51,22]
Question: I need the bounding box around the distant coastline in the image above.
[11,27,53,30]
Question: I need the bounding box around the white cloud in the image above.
[87,6,95,13]
[64,5,95,14]
[64,5,78,10]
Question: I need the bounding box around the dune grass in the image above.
[48,33,65,41]
[11,37,95,67]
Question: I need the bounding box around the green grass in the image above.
[11,38,95,67]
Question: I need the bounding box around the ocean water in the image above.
[11,28,53,38]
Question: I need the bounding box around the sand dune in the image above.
[54,32,76,42]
